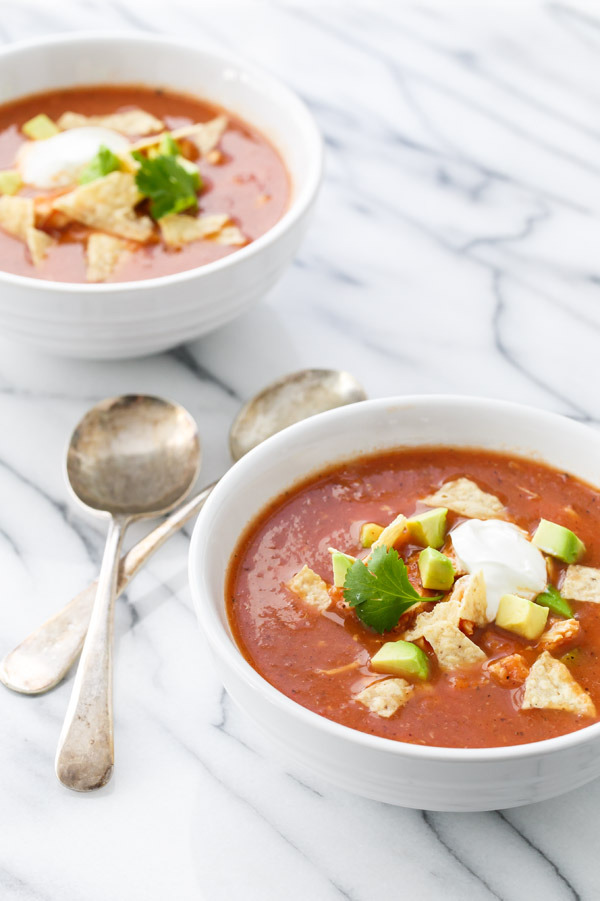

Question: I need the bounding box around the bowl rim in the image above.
[0,30,323,295]
[189,394,600,763]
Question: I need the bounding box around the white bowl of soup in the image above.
[190,395,600,811]
[0,33,322,358]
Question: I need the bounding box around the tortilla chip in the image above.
[0,195,34,240]
[287,565,331,613]
[454,570,488,625]
[129,116,229,155]
[370,514,408,552]
[561,565,600,604]
[86,233,130,282]
[214,224,247,246]
[187,115,228,156]
[403,597,460,640]
[158,213,230,248]
[423,478,506,520]
[355,678,413,718]
[25,226,55,266]
[52,172,153,242]
[404,571,486,640]
[58,109,164,136]
[422,620,486,670]
[522,651,596,716]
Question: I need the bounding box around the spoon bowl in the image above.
[229,369,366,460]
[67,395,201,516]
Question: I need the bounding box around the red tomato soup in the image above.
[226,448,600,749]
[0,85,289,283]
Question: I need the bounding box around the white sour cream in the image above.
[17,127,130,188]
[451,519,547,620]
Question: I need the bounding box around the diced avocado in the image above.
[418,547,455,590]
[532,519,585,564]
[535,585,573,618]
[160,132,181,156]
[407,507,448,549]
[0,170,22,195]
[371,639,430,680]
[495,594,549,640]
[329,549,355,588]
[22,114,59,140]
[360,522,384,548]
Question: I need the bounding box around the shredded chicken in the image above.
[487,654,529,688]
[538,619,581,653]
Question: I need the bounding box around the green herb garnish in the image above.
[535,585,573,618]
[79,145,122,184]
[133,151,202,220]
[343,545,435,633]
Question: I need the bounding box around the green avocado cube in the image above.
[532,519,585,563]
[495,594,549,640]
[418,547,455,590]
[371,639,430,680]
[535,585,573,618]
[407,507,448,548]
[22,113,59,140]
[360,522,383,548]
[0,170,22,195]
[330,550,355,588]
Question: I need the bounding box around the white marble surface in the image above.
[1,0,600,898]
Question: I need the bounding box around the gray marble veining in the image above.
[1,1,600,898]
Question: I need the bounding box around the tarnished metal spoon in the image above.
[0,369,366,700]
[56,395,200,792]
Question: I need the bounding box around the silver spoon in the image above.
[0,369,366,698]
[55,395,200,792]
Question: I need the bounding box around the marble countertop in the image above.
[2,1,600,898]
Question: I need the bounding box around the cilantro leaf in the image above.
[79,145,121,184]
[343,545,436,634]
[133,152,202,220]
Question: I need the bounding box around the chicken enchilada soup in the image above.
[227,448,600,748]
[0,85,289,283]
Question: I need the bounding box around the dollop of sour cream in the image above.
[451,519,547,620]
[17,127,130,188]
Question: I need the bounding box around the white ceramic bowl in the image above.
[0,33,322,359]
[190,395,600,812]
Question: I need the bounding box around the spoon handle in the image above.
[0,482,216,696]
[55,515,127,791]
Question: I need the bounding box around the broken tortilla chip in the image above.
[561,565,600,604]
[453,570,488,625]
[58,109,164,136]
[25,226,55,266]
[52,171,153,242]
[158,213,230,248]
[403,597,460,640]
[404,571,486,640]
[287,565,331,613]
[522,651,596,716]
[355,678,413,718]
[0,195,34,240]
[214,224,247,246]
[369,514,408,554]
[423,478,506,520]
[422,620,486,670]
[86,233,130,282]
